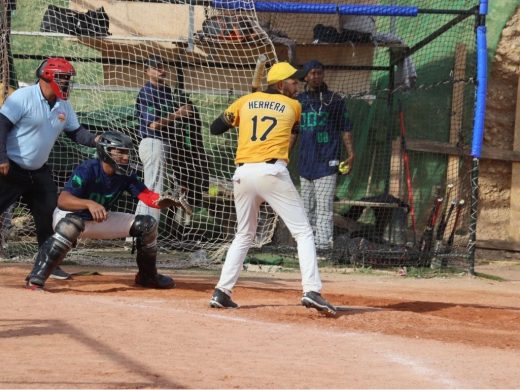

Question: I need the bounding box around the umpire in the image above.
[0,57,99,279]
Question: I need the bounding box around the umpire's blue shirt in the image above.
[0,84,80,170]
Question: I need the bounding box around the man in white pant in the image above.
[208,62,336,316]
[134,55,193,223]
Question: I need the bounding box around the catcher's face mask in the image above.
[96,131,136,176]
[109,147,130,164]
[105,147,133,175]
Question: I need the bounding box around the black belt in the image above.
[8,159,48,173]
[238,158,277,167]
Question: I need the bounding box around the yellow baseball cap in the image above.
[267,62,307,84]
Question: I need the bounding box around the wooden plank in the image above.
[290,43,375,66]
[406,139,520,163]
[71,0,206,38]
[508,76,520,241]
[274,43,375,93]
[334,200,399,208]
[447,43,466,193]
[476,239,520,252]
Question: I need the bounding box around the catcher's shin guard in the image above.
[27,215,84,286]
[130,215,159,276]
[130,215,175,289]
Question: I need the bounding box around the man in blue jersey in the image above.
[296,60,355,252]
[134,55,207,224]
[0,57,99,279]
[25,131,176,290]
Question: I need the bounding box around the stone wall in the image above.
[479,7,520,241]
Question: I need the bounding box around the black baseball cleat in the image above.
[301,291,337,316]
[49,266,71,280]
[209,288,238,309]
[135,273,175,289]
[25,280,44,292]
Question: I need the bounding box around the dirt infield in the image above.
[1,263,520,389]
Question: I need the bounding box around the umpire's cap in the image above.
[267,62,307,84]
[146,55,165,69]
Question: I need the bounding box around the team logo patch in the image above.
[57,112,66,122]
[224,111,235,125]
[71,175,83,188]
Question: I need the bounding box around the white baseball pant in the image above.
[216,161,323,294]
[135,137,165,223]
[53,208,135,240]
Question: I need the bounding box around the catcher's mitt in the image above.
[155,188,193,215]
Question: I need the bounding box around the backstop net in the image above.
[0,0,484,271]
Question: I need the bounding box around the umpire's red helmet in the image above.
[36,57,76,100]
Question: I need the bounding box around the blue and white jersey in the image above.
[0,84,80,170]
[63,159,146,220]
[297,87,352,180]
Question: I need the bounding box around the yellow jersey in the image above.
[222,91,301,164]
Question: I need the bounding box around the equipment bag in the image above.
[40,5,110,37]
[201,15,257,42]
[313,23,372,43]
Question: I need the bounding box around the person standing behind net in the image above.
[296,60,355,253]
[0,57,99,279]
[208,62,337,316]
[134,55,194,223]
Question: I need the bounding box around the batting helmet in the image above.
[96,131,135,176]
[36,57,76,100]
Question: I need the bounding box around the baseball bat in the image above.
[431,199,456,268]
[437,200,456,241]
[441,199,465,267]
[251,54,268,92]
[436,184,454,240]
[418,196,443,264]
[446,199,465,250]
[398,102,417,244]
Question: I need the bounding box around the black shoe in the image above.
[209,288,238,309]
[135,273,175,289]
[49,266,71,280]
[25,280,44,292]
[301,291,337,316]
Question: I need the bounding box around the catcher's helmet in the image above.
[96,131,135,176]
[36,57,76,100]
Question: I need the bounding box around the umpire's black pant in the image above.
[0,160,57,247]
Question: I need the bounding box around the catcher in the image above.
[25,130,191,291]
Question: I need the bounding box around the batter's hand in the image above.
[87,201,108,222]
[0,161,9,176]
